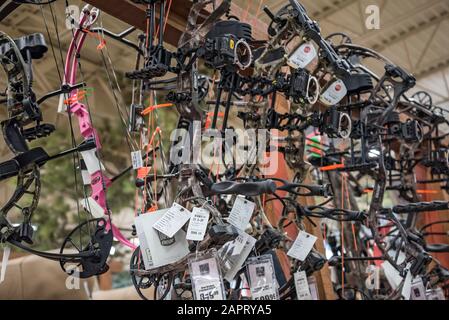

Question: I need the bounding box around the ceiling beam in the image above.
[311,0,359,20]
[355,0,447,45]
[372,10,449,52]
[415,56,449,79]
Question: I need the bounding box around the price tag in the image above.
[232,232,250,255]
[426,288,445,300]
[189,253,225,301]
[218,232,249,259]
[294,271,312,300]
[228,196,255,231]
[320,79,347,106]
[410,277,426,300]
[287,231,317,261]
[135,209,190,270]
[186,207,210,241]
[131,150,143,169]
[218,232,257,282]
[153,203,192,238]
[247,255,279,300]
[288,42,317,69]
[0,246,11,284]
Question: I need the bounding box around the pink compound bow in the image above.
[63,5,136,250]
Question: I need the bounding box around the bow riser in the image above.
[61,5,136,250]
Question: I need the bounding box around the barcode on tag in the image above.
[186,207,210,241]
[228,196,255,231]
[247,255,278,300]
[287,231,317,261]
[152,203,191,238]
[410,277,426,300]
[189,255,225,301]
[294,271,312,300]
[131,150,143,169]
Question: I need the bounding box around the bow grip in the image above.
[210,180,277,196]
[393,201,449,214]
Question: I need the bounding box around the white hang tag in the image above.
[231,232,250,255]
[365,265,380,290]
[307,276,319,300]
[152,203,192,238]
[320,79,347,106]
[80,149,105,174]
[288,42,317,69]
[410,277,426,300]
[294,271,312,300]
[401,263,413,300]
[247,255,279,300]
[0,246,11,284]
[131,150,143,170]
[135,209,190,270]
[219,233,256,282]
[228,196,255,231]
[189,254,225,300]
[186,207,210,241]
[81,197,105,218]
[219,231,249,258]
[426,288,445,300]
[287,231,317,261]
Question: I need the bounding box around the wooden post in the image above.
[415,165,449,269]
[265,94,336,300]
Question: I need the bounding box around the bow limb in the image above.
[63,5,136,250]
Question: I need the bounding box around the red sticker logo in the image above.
[304,46,311,53]
[335,84,342,92]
